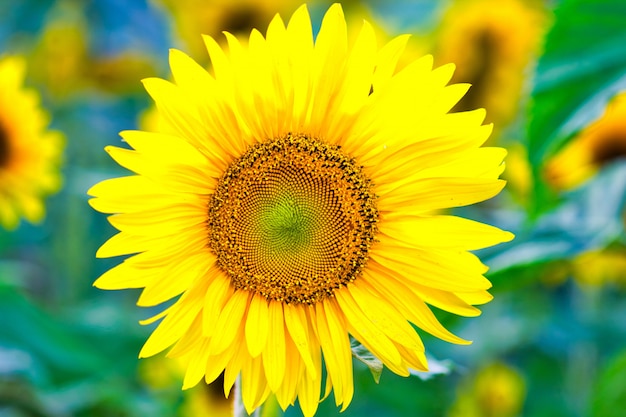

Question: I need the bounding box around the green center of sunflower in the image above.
[207,133,378,305]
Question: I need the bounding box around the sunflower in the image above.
[29,0,89,98]
[448,362,526,417]
[345,3,429,72]
[435,0,546,135]
[501,142,532,207]
[139,355,233,417]
[545,92,626,190]
[0,56,64,230]
[570,249,626,288]
[89,4,513,416]
[152,0,300,62]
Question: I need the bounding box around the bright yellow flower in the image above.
[89,4,512,416]
[545,92,626,190]
[435,0,546,136]
[0,56,64,229]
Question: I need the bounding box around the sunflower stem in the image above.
[233,376,246,417]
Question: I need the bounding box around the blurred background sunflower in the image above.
[0,56,63,229]
[1,1,626,417]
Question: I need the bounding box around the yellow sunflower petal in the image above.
[209,290,250,355]
[263,301,287,391]
[320,299,354,409]
[181,319,210,389]
[284,303,317,379]
[94,261,155,290]
[348,283,425,352]
[139,278,209,358]
[95,232,150,258]
[245,294,270,357]
[241,356,270,414]
[142,77,220,153]
[378,177,506,213]
[380,214,514,250]
[363,267,470,345]
[371,241,492,292]
[203,271,235,336]
[297,326,322,417]
[137,250,212,307]
[276,334,303,410]
[334,287,403,367]
[204,345,235,384]
[167,313,205,359]
[372,34,410,91]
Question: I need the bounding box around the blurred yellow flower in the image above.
[501,142,532,206]
[88,52,157,94]
[570,249,626,287]
[0,56,64,230]
[30,0,156,97]
[435,0,546,137]
[89,4,512,416]
[29,0,89,98]
[545,92,626,190]
[449,362,526,417]
[152,0,301,61]
[140,355,232,417]
[345,3,428,71]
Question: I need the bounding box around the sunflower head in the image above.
[28,0,89,98]
[449,362,526,417]
[89,4,512,416]
[0,56,64,230]
[436,0,546,132]
[153,0,299,61]
[570,249,626,287]
[545,91,626,190]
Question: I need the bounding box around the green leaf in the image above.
[351,340,383,384]
[527,0,626,214]
[351,339,455,384]
[591,350,626,417]
[484,161,626,275]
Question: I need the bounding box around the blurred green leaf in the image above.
[0,285,105,383]
[591,350,626,417]
[527,0,626,214]
[484,162,626,274]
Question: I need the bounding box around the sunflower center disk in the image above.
[208,134,378,305]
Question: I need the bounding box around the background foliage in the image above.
[1,0,626,416]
